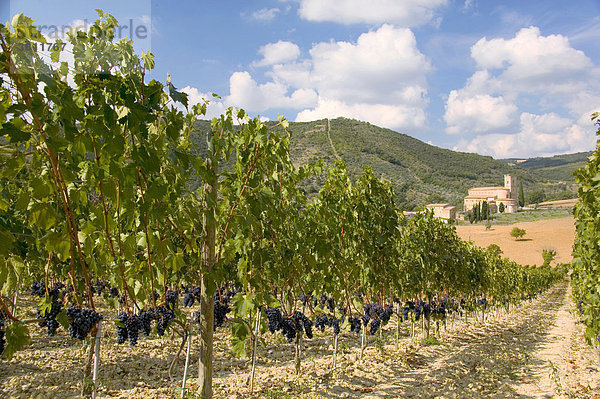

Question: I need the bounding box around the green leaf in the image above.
[230,319,250,358]
[2,322,30,360]
[1,122,30,142]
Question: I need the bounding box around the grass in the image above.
[421,336,442,346]
[456,208,573,226]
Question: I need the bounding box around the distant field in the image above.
[455,217,575,266]
[484,208,573,224]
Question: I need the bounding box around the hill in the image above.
[192,118,577,211]
[502,152,591,182]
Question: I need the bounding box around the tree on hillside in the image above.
[510,227,526,240]
[518,181,525,207]
[528,189,546,205]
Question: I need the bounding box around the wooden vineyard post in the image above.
[249,308,261,393]
[332,333,339,369]
[91,321,102,399]
[294,330,302,375]
[181,314,193,398]
[198,157,217,399]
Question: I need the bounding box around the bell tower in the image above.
[504,174,517,199]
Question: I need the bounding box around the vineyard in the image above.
[0,11,596,399]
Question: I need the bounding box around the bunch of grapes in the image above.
[292,311,313,339]
[183,286,202,307]
[213,299,231,330]
[125,314,142,346]
[138,310,154,336]
[115,312,129,344]
[36,286,63,336]
[348,317,362,333]
[369,318,381,335]
[314,314,329,332]
[379,304,394,323]
[265,308,283,333]
[66,306,102,340]
[30,281,45,297]
[477,298,488,309]
[165,290,178,310]
[155,306,175,336]
[280,318,296,342]
[330,317,340,335]
[325,298,335,313]
[109,286,119,298]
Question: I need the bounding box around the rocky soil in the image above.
[0,281,598,398]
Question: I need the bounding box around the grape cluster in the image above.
[66,306,102,340]
[280,318,296,342]
[213,300,231,330]
[314,314,329,332]
[348,317,362,333]
[477,298,488,309]
[369,318,381,335]
[292,311,313,339]
[155,306,175,336]
[380,305,394,323]
[115,312,128,344]
[36,286,63,336]
[264,308,312,342]
[138,310,154,336]
[109,286,119,298]
[314,314,339,335]
[125,314,142,346]
[30,281,45,296]
[166,290,178,310]
[266,308,282,333]
[182,285,201,307]
[90,279,107,296]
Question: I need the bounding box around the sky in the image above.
[3,0,600,159]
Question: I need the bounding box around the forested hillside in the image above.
[193,118,577,210]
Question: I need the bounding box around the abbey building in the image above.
[463,175,519,214]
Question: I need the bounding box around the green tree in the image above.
[518,181,525,207]
[510,227,526,240]
[499,202,505,213]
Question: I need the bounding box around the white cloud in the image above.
[253,41,300,67]
[471,27,594,92]
[445,92,517,135]
[187,24,433,132]
[297,0,448,26]
[445,26,600,157]
[226,71,317,112]
[453,111,597,158]
[305,25,431,105]
[296,97,427,130]
[250,8,280,22]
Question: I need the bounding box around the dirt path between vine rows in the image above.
[362,282,599,399]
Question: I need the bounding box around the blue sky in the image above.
[4,0,600,158]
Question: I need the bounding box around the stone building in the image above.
[463,174,519,213]
[425,203,456,221]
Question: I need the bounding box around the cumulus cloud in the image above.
[182,24,432,132]
[445,26,600,157]
[445,92,517,135]
[453,112,597,158]
[250,8,280,22]
[297,0,448,26]
[296,98,427,130]
[253,41,300,67]
[305,25,431,105]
